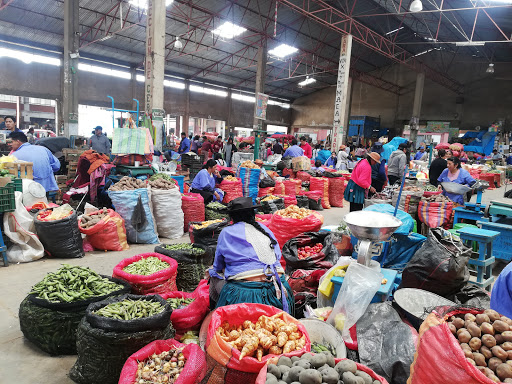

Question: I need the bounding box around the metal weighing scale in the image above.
[452,179,490,224]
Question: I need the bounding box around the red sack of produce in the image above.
[255,354,388,384]
[258,186,275,197]
[283,178,302,195]
[78,209,129,251]
[274,180,285,195]
[282,168,295,178]
[219,177,243,203]
[279,194,297,207]
[418,200,454,229]
[112,253,178,295]
[158,280,210,338]
[435,143,450,150]
[296,171,311,182]
[269,207,324,249]
[203,304,311,384]
[310,176,331,209]
[182,193,205,232]
[255,214,272,227]
[119,339,206,384]
[328,177,346,207]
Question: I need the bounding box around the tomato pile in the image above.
[297,243,323,260]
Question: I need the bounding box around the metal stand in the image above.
[107,96,140,130]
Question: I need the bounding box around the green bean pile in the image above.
[162,243,205,255]
[30,264,123,303]
[122,257,169,276]
[93,298,165,320]
[167,297,195,310]
[206,201,229,220]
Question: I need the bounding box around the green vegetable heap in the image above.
[123,257,169,276]
[207,201,227,210]
[424,184,439,192]
[206,201,229,220]
[167,297,195,310]
[162,243,205,255]
[150,173,176,182]
[30,264,123,303]
[94,298,165,320]
[311,342,337,356]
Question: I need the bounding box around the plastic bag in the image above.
[34,208,84,258]
[149,186,184,239]
[112,253,178,295]
[400,228,471,298]
[317,256,354,307]
[310,177,331,209]
[219,178,243,203]
[269,211,324,249]
[158,280,210,337]
[3,191,44,262]
[237,166,261,203]
[296,195,309,208]
[282,232,340,274]
[132,195,148,231]
[357,303,417,384]
[78,209,129,251]
[283,178,302,195]
[188,219,229,248]
[291,156,311,171]
[205,202,229,221]
[305,190,323,211]
[119,339,207,384]
[259,177,275,188]
[418,200,454,229]
[109,188,159,244]
[182,193,205,233]
[328,176,345,207]
[381,233,426,272]
[327,263,383,343]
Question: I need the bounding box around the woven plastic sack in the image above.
[257,186,274,197]
[255,214,272,227]
[407,307,497,384]
[282,168,295,178]
[296,171,311,182]
[119,339,207,384]
[112,252,178,295]
[392,190,423,215]
[189,219,229,248]
[328,176,345,207]
[69,317,174,384]
[158,280,210,337]
[182,193,205,232]
[283,178,302,195]
[279,194,297,207]
[274,180,285,195]
[237,166,261,203]
[219,178,243,203]
[418,200,454,229]
[108,188,159,244]
[149,186,184,239]
[310,176,331,209]
[269,210,324,249]
[78,209,129,251]
[203,304,311,384]
[292,156,311,171]
[304,190,323,211]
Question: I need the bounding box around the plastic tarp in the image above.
[382,137,408,161]
[363,203,414,235]
[378,233,427,272]
[463,130,497,156]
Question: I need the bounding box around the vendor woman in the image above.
[190,159,224,204]
[208,197,294,313]
[437,157,475,204]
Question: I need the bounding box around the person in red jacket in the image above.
[300,136,313,159]
[201,136,212,162]
[343,152,379,212]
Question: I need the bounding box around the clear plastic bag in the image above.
[326,263,383,343]
[316,256,354,308]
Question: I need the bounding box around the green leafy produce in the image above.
[424,184,439,192]
[311,342,337,356]
[162,243,205,255]
[123,257,169,276]
[30,264,124,303]
[167,297,195,310]
[150,173,175,182]
[206,201,229,220]
[207,201,227,209]
[93,298,165,320]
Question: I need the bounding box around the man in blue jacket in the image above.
[177,132,191,154]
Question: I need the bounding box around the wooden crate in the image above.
[4,161,33,179]
[63,148,86,162]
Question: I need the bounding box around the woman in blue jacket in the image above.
[437,157,475,204]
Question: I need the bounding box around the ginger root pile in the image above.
[217,312,305,361]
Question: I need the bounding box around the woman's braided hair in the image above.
[229,209,277,248]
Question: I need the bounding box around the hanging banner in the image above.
[332,35,352,151]
[255,92,269,120]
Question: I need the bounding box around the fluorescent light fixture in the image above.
[190,84,228,97]
[129,0,173,9]
[212,22,247,39]
[98,35,113,42]
[268,99,291,108]
[385,27,404,35]
[0,47,61,66]
[268,44,298,58]
[79,63,131,79]
[232,93,255,103]
[486,63,495,74]
[298,76,316,87]
[455,41,485,46]
[164,79,186,89]
[409,0,423,12]
[174,36,183,49]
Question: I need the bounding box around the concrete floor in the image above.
[0,187,509,383]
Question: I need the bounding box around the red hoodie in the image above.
[301,142,313,158]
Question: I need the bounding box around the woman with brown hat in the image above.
[369,152,387,195]
[343,153,380,211]
[336,144,349,171]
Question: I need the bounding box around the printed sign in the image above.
[255,92,269,120]
[332,35,352,150]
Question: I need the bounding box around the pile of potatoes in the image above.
[80,208,109,228]
[109,176,146,191]
[449,308,512,382]
[265,353,381,384]
[148,178,176,190]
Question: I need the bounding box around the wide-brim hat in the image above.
[227,197,261,212]
[368,152,381,164]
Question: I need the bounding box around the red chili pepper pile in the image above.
[297,243,323,260]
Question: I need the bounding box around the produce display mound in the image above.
[188,219,229,248]
[205,201,229,221]
[78,208,129,251]
[268,206,324,249]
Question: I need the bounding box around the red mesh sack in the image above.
[255,214,272,227]
[158,280,210,338]
[219,178,243,203]
[258,186,274,197]
[296,171,311,182]
[182,193,205,232]
[274,180,285,195]
[112,253,178,295]
[310,177,331,209]
[418,200,454,229]
[203,304,311,384]
[282,168,295,178]
[283,179,302,195]
[269,211,324,249]
[78,209,129,251]
[119,339,206,384]
[328,177,345,207]
[278,194,297,207]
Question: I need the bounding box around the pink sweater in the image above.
[351,159,372,189]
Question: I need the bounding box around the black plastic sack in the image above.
[205,202,229,221]
[34,208,84,258]
[19,277,130,356]
[277,158,292,171]
[322,172,345,178]
[154,244,214,292]
[447,283,491,309]
[282,232,340,274]
[400,228,471,298]
[296,195,309,209]
[259,177,275,188]
[85,294,172,332]
[69,317,174,384]
[131,195,147,232]
[189,219,229,247]
[357,302,416,384]
[308,196,323,211]
[259,196,285,214]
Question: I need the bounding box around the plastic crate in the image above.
[13,178,22,193]
[0,182,16,212]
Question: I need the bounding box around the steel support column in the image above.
[410,72,425,146]
[63,0,79,138]
[253,43,267,160]
[144,0,166,150]
[332,35,352,150]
